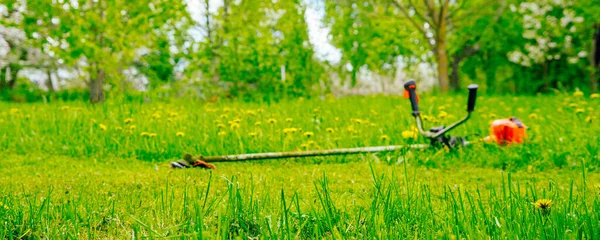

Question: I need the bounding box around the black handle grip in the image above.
[467,84,478,112]
[403,80,420,116]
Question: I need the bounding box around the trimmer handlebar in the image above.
[404,80,478,148]
[403,80,420,117]
[467,84,478,112]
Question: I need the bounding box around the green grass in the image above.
[1,92,599,238]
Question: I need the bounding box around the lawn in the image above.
[1,92,599,239]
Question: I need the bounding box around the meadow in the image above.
[0,91,599,239]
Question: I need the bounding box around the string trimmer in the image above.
[170,80,486,169]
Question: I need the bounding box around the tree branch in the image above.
[423,0,439,28]
[392,0,434,49]
[436,0,448,37]
[449,0,498,24]
[453,44,481,63]
[407,0,436,29]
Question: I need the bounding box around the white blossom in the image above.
[567,57,578,64]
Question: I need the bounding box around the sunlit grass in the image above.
[0,92,599,238]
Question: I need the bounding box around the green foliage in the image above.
[324,1,424,85]
[189,0,325,99]
[19,0,191,101]
[2,0,599,102]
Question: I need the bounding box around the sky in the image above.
[184,0,342,64]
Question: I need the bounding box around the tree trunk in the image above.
[450,57,460,91]
[592,24,599,92]
[0,67,6,91]
[7,64,20,89]
[89,68,106,104]
[435,34,449,93]
[46,69,55,92]
[542,62,549,92]
[450,45,480,91]
[435,6,449,93]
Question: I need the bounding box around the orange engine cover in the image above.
[488,117,527,145]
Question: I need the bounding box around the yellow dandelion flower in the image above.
[233,118,241,124]
[346,125,356,133]
[528,113,538,120]
[98,124,107,131]
[591,93,599,99]
[218,131,227,136]
[129,125,137,130]
[586,116,596,123]
[380,135,390,141]
[152,113,161,119]
[533,199,553,213]
[300,143,309,149]
[220,114,228,119]
[438,106,446,111]
[575,108,585,114]
[257,108,265,113]
[149,133,157,138]
[438,111,448,119]
[9,108,20,115]
[402,130,417,139]
[335,117,340,121]
[248,132,258,137]
[304,132,314,138]
[246,110,257,116]
[169,112,178,117]
[573,90,584,97]
[140,132,150,137]
[176,132,185,137]
[285,118,293,122]
[422,115,432,121]
[217,123,226,128]
[284,128,298,134]
[569,103,578,108]
[230,123,240,129]
[60,106,69,111]
[307,140,317,146]
[124,118,134,124]
[333,137,340,141]
[326,128,334,133]
[116,127,123,131]
[488,113,497,119]
[254,121,262,126]
[91,118,97,123]
[268,118,277,124]
[353,119,364,124]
